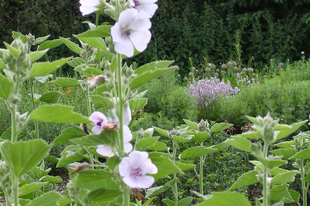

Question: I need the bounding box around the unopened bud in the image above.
[144,128,154,138]
[71,162,90,174]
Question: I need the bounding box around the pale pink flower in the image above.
[111,8,151,57]
[89,111,108,134]
[79,0,101,16]
[129,0,158,18]
[119,151,158,188]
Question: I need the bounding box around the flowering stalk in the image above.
[262,142,269,206]
[29,79,39,139]
[172,139,179,205]
[199,142,204,194]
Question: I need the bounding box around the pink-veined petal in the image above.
[129,151,149,168]
[119,157,132,177]
[124,142,133,153]
[123,125,133,142]
[118,9,138,28]
[135,175,155,188]
[96,145,115,157]
[130,30,151,52]
[141,158,158,174]
[114,37,135,57]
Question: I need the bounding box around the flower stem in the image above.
[11,104,17,142]
[172,139,178,205]
[200,142,204,195]
[29,78,39,139]
[12,173,19,206]
[116,53,124,154]
[300,159,307,206]
[262,142,269,206]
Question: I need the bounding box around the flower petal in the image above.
[141,158,158,174]
[114,37,134,57]
[135,175,155,188]
[123,125,133,142]
[118,9,138,28]
[124,142,133,153]
[96,145,115,157]
[92,126,103,135]
[137,4,158,18]
[130,30,151,52]
[130,15,151,30]
[123,106,132,125]
[119,157,132,177]
[89,111,107,123]
[80,6,99,16]
[80,0,100,7]
[129,151,149,168]
[111,23,123,42]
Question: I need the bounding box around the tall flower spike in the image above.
[129,0,158,18]
[79,0,101,16]
[119,151,158,188]
[111,8,151,57]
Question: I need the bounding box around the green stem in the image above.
[262,142,269,206]
[300,159,307,206]
[116,53,124,154]
[11,104,17,142]
[12,174,19,206]
[200,142,204,195]
[173,139,178,205]
[29,78,39,139]
[1,186,10,206]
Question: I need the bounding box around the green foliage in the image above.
[135,70,198,130]
[209,62,310,130]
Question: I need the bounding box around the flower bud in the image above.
[198,119,207,131]
[143,128,154,138]
[26,33,36,45]
[169,128,180,136]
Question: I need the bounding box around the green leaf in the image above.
[129,98,148,112]
[29,57,72,77]
[39,91,62,103]
[67,57,86,68]
[289,190,300,203]
[60,37,82,54]
[195,191,251,206]
[145,180,175,198]
[270,148,295,159]
[4,42,19,58]
[0,140,50,176]
[211,123,233,133]
[192,132,210,143]
[290,148,310,159]
[134,60,174,75]
[276,121,307,140]
[19,182,48,196]
[50,77,80,87]
[77,36,107,50]
[70,131,116,147]
[107,156,120,171]
[154,127,169,138]
[183,119,198,130]
[275,141,295,149]
[135,137,159,150]
[146,141,168,151]
[130,68,171,90]
[149,152,183,179]
[35,35,50,45]
[38,39,63,50]
[271,171,299,184]
[174,162,195,172]
[40,175,63,184]
[12,31,29,43]
[26,191,62,206]
[229,171,258,190]
[172,135,192,143]
[253,154,287,168]
[90,95,114,107]
[162,199,174,206]
[270,184,294,203]
[179,146,217,159]
[76,67,105,77]
[29,104,91,123]
[178,197,193,206]
[225,136,252,152]
[29,49,49,62]
[0,58,6,69]
[0,74,13,100]
[241,131,262,139]
[87,188,122,203]
[57,145,86,168]
[34,74,53,84]
[75,25,112,38]
[53,126,86,146]
[73,169,113,184]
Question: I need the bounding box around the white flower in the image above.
[111,8,151,57]
[129,0,158,18]
[119,151,157,188]
[89,111,108,134]
[79,0,101,16]
[96,106,133,157]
